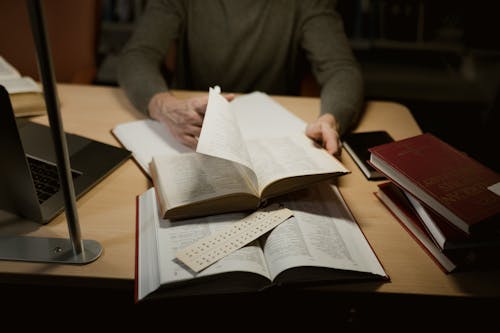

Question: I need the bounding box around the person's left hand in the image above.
[305,113,342,157]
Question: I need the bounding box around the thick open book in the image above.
[0,56,45,117]
[150,87,349,220]
[136,183,388,302]
[112,91,309,177]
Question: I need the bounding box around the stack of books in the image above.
[369,133,500,273]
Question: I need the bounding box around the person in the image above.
[117,0,364,156]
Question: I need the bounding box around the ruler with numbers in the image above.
[176,204,293,273]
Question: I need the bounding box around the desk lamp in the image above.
[0,0,102,264]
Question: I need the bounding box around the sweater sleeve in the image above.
[299,0,364,136]
[117,0,184,114]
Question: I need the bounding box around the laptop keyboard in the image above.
[27,157,79,203]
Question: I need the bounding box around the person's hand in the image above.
[148,92,234,149]
[305,113,342,157]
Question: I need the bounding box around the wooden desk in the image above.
[1,84,499,300]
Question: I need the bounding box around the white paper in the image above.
[112,119,191,175]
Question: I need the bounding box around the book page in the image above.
[151,152,257,209]
[0,77,42,94]
[137,188,271,300]
[113,119,191,176]
[261,183,387,281]
[151,189,271,279]
[137,188,162,301]
[246,135,349,195]
[231,92,306,140]
[0,56,20,79]
[196,87,253,170]
[158,219,271,284]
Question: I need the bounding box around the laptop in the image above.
[0,85,131,224]
[0,0,131,225]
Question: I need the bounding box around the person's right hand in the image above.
[149,91,235,149]
[148,92,209,149]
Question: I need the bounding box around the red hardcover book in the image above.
[368,133,500,236]
[377,182,500,272]
[375,182,457,273]
[403,190,500,251]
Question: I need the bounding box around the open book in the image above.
[150,87,349,220]
[112,90,309,177]
[0,56,45,117]
[136,182,388,302]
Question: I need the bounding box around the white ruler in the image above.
[176,204,293,272]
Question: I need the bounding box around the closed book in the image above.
[376,182,500,272]
[375,182,457,273]
[0,56,45,117]
[368,133,500,236]
[403,190,500,251]
[9,92,46,117]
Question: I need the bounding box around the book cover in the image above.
[375,182,457,273]
[369,133,500,236]
[377,182,500,272]
[0,56,45,117]
[403,189,500,251]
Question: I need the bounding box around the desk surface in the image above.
[1,84,499,298]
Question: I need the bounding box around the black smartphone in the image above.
[342,131,394,180]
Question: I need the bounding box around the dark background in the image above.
[334,0,500,172]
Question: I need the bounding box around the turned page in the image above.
[150,153,257,210]
[196,87,347,196]
[196,87,254,170]
[261,183,387,282]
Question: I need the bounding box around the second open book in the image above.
[150,87,349,220]
[136,182,388,301]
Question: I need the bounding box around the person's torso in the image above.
[173,0,305,94]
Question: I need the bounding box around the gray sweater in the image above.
[117,0,364,135]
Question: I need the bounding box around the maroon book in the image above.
[403,189,500,251]
[369,133,500,236]
[375,182,457,273]
[377,182,500,272]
